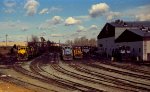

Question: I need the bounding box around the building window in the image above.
[139,48,141,53]
[132,48,135,52]
[99,44,103,47]
[105,48,107,51]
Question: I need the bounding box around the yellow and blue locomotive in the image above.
[17,46,28,61]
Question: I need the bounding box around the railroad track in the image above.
[69,60,150,91]
[60,61,150,92]
[0,72,52,92]
[86,61,150,81]
[97,61,150,75]
[13,59,81,92]
[50,59,145,92]
[31,55,104,92]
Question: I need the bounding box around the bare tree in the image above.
[65,36,97,46]
[30,35,39,43]
[88,38,97,46]
[65,40,73,45]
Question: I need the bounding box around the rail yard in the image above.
[1,0,150,91]
[0,51,150,92]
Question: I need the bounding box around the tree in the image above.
[65,36,97,46]
[65,40,73,45]
[30,35,39,43]
[88,38,97,46]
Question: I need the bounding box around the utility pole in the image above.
[26,36,28,46]
[6,34,8,47]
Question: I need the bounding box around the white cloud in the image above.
[65,17,81,26]
[76,26,86,32]
[134,5,150,21]
[89,3,109,18]
[121,4,150,21]
[21,27,28,31]
[75,15,91,21]
[51,16,63,25]
[49,6,62,13]
[71,32,79,37]
[37,23,50,30]
[38,16,63,30]
[89,25,98,30]
[136,14,150,21]
[39,31,46,36]
[106,11,120,21]
[4,0,16,7]
[50,34,64,37]
[0,21,30,31]
[3,0,16,14]
[7,35,28,41]
[24,0,39,16]
[4,8,15,14]
[39,8,48,15]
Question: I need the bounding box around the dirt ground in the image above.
[0,80,35,92]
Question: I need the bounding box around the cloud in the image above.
[4,0,16,7]
[136,14,150,21]
[75,15,91,21]
[38,16,63,30]
[39,8,48,15]
[120,4,150,21]
[39,31,46,36]
[21,27,28,31]
[76,26,86,32]
[49,6,62,13]
[106,11,120,21]
[7,35,28,41]
[4,8,15,14]
[71,32,79,37]
[37,24,49,30]
[51,16,64,25]
[0,21,30,31]
[134,5,150,21]
[65,17,81,26]
[70,32,86,39]
[89,25,98,30]
[24,0,39,16]
[3,0,16,14]
[89,3,109,18]
[50,34,64,37]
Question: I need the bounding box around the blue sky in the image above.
[0,0,150,43]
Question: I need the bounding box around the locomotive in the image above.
[61,46,73,60]
[73,46,83,59]
[16,42,47,61]
[17,46,28,61]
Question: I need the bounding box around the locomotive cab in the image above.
[17,47,28,61]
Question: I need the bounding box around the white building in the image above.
[97,20,150,61]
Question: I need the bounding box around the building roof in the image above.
[110,20,150,27]
[115,29,143,43]
[128,28,150,37]
[97,23,115,39]
[97,20,150,40]
[115,28,150,43]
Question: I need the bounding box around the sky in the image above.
[0,0,150,43]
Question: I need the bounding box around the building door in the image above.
[147,53,150,61]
